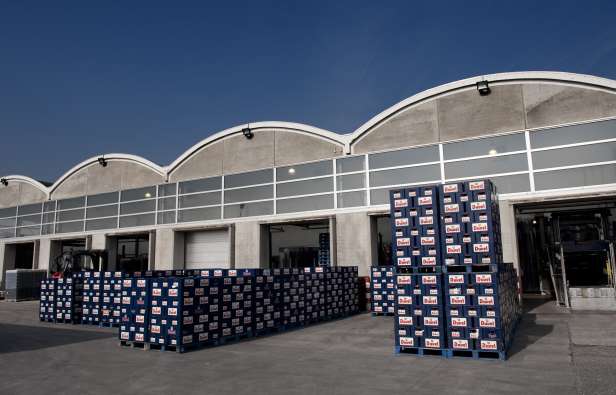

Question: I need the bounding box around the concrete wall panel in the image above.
[86,162,123,195]
[274,131,342,166]
[51,166,88,200]
[18,183,47,205]
[234,221,261,268]
[335,212,372,276]
[524,84,616,129]
[169,143,224,182]
[353,101,438,154]
[223,130,275,174]
[438,84,526,141]
[0,184,21,209]
[122,163,165,190]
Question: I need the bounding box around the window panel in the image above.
[369,145,438,170]
[87,192,118,206]
[86,205,118,219]
[177,207,221,223]
[121,186,156,202]
[370,188,391,205]
[444,154,527,179]
[224,185,273,204]
[336,174,365,191]
[42,213,55,224]
[178,192,221,208]
[158,183,177,197]
[224,201,274,218]
[158,197,177,211]
[18,203,42,215]
[443,133,525,160]
[57,208,85,222]
[0,207,17,218]
[337,191,366,208]
[17,214,41,227]
[17,226,40,237]
[532,141,616,170]
[225,169,272,188]
[0,228,15,238]
[0,217,16,228]
[57,197,85,210]
[370,164,440,187]
[56,221,84,234]
[276,177,333,198]
[86,218,118,231]
[277,194,334,214]
[41,224,54,235]
[178,177,221,194]
[43,201,56,212]
[157,211,176,224]
[119,213,155,228]
[531,119,616,148]
[535,163,616,191]
[490,174,531,194]
[120,200,156,215]
[277,160,332,181]
[336,156,365,173]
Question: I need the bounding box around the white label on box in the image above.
[152,288,162,296]
[469,181,485,191]
[423,296,438,305]
[374,283,382,289]
[462,236,471,243]
[424,317,439,326]
[395,218,409,227]
[409,210,417,217]
[419,216,433,225]
[448,274,464,284]
[443,184,458,193]
[151,325,161,334]
[446,224,460,233]
[421,237,435,246]
[410,230,419,236]
[184,316,194,325]
[472,222,488,232]
[199,333,209,342]
[169,289,179,297]
[449,295,466,305]
[397,257,411,266]
[393,192,401,199]
[418,196,432,205]
[425,338,440,348]
[421,257,436,266]
[481,340,497,350]
[137,279,146,288]
[481,236,490,243]
[374,306,383,312]
[397,275,412,285]
[399,316,413,326]
[397,238,411,247]
[120,331,130,340]
[480,318,496,328]
[471,201,486,211]
[451,317,467,327]
[453,339,469,349]
[412,249,421,256]
[478,296,494,305]
[422,275,437,285]
[444,204,459,213]
[135,333,144,342]
[398,296,413,305]
[152,306,161,315]
[447,245,462,254]
[183,335,193,345]
[394,199,409,208]
[399,337,414,347]
[473,243,489,253]
[168,307,178,316]
[228,270,237,277]
[194,324,204,333]
[475,274,493,284]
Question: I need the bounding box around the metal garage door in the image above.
[184,229,230,269]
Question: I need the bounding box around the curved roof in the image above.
[0,175,50,194]
[349,71,616,145]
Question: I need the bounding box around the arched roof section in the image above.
[0,175,49,208]
[0,175,50,193]
[350,71,616,152]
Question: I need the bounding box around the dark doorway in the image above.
[61,239,86,255]
[14,243,34,269]
[268,220,330,269]
[117,234,149,273]
[374,216,392,266]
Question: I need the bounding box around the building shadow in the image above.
[0,323,115,354]
[507,298,556,358]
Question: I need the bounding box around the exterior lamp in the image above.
[476,80,491,96]
[0,178,7,186]
[488,149,498,156]
[242,126,254,139]
[288,168,296,175]
[98,157,108,167]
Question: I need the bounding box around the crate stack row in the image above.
[440,179,520,359]
[81,272,102,325]
[370,266,395,315]
[39,278,56,321]
[101,271,123,326]
[55,275,83,323]
[119,266,359,353]
[318,233,330,266]
[390,185,445,355]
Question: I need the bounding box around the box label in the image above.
[395,218,409,227]
[445,224,460,234]
[422,275,437,285]
[480,318,496,328]
[397,275,412,285]
[451,317,467,327]
[469,181,485,191]
[394,199,408,208]
[449,295,466,305]
[447,245,462,254]
[478,296,494,305]
[443,184,458,193]
[419,216,434,225]
[397,257,411,266]
[444,204,459,213]
[420,237,435,246]
[424,317,439,326]
[471,201,486,211]
[398,296,413,305]
[473,243,490,253]
[480,340,498,350]
[472,222,488,232]
[399,337,414,347]
[453,339,469,349]
[421,256,436,266]
[397,238,411,247]
[475,274,493,284]
[399,316,413,326]
[423,296,438,305]
[425,338,440,348]
[448,274,464,284]
[418,196,432,205]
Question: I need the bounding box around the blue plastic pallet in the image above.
[394,346,447,357]
[445,348,506,360]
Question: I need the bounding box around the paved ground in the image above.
[0,299,615,395]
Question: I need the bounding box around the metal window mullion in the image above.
[273,168,277,215]
[220,175,225,220]
[155,185,159,225]
[525,130,536,192]
[82,196,87,231]
[438,143,445,183]
[364,154,371,206]
[333,159,338,209]
[39,202,44,235]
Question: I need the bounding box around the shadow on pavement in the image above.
[0,323,114,354]
[507,299,556,358]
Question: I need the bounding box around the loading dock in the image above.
[267,219,333,268]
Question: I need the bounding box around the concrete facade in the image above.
[2,72,616,304]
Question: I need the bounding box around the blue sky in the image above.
[1,1,615,182]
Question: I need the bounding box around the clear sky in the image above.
[1,1,615,182]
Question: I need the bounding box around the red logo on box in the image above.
[395,218,409,227]
[451,317,467,327]
[425,338,440,348]
[152,306,161,315]
[447,245,462,254]
[398,296,413,305]
[449,295,466,305]
[421,257,436,266]
[397,257,411,266]
[168,307,178,316]
[418,196,432,205]
[480,318,496,328]
[399,316,413,326]
[399,337,414,347]
[421,237,435,246]
[473,243,489,253]
[397,238,411,247]
[419,216,433,225]
[394,199,408,208]
[423,296,438,305]
[443,184,458,193]
[478,296,494,305]
[424,317,439,326]
[472,222,488,232]
[397,275,412,285]
[448,274,464,284]
[475,274,493,284]
[481,340,497,350]
[471,201,486,211]
[453,339,469,349]
[446,224,460,234]
[444,204,459,213]
[422,275,437,285]
[469,181,485,191]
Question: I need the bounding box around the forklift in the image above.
[52,249,108,278]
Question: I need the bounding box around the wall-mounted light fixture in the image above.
[476,80,491,96]
[97,157,108,167]
[0,178,7,186]
[488,148,498,156]
[242,124,254,139]
[288,168,296,175]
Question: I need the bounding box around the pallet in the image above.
[371,312,394,317]
[394,346,447,357]
[119,340,147,350]
[396,267,442,274]
[218,331,255,345]
[40,317,55,323]
[445,348,506,360]
[443,264,498,273]
[98,322,119,328]
[54,318,78,325]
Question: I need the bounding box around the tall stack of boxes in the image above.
[281,268,305,327]
[318,233,330,266]
[81,272,102,325]
[338,266,359,315]
[254,269,276,334]
[220,269,255,339]
[304,267,326,323]
[101,271,123,326]
[390,185,445,354]
[55,275,83,323]
[370,266,395,315]
[119,277,150,344]
[39,278,56,321]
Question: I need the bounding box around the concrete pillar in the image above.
[335,212,372,276]
[148,230,156,270]
[1,243,16,290]
[235,221,262,268]
[499,200,520,271]
[38,239,52,272]
[154,228,185,270]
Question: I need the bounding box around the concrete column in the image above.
[235,221,262,268]
[335,212,372,277]
[499,200,520,271]
[148,230,156,270]
[38,239,52,272]
[90,234,106,250]
[154,228,175,270]
[1,243,16,290]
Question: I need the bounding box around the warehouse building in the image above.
[1,71,615,309]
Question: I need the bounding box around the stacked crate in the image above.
[370,266,395,315]
[390,185,445,354]
[39,278,56,322]
[119,277,150,344]
[254,269,276,334]
[338,266,359,315]
[440,179,520,359]
[281,268,305,327]
[220,269,255,339]
[304,267,326,323]
[325,267,343,318]
[54,275,83,323]
[318,233,330,266]
[81,272,102,325]
[101,271,123,326]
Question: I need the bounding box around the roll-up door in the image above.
[184,229,230,269]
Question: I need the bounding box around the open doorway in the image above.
[116,234,149,272]
[373,215,392,266]
[515,197,616,308]
[14,243,35,269]
[267,219,331,269]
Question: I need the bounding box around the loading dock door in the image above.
[185,229,229,269]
